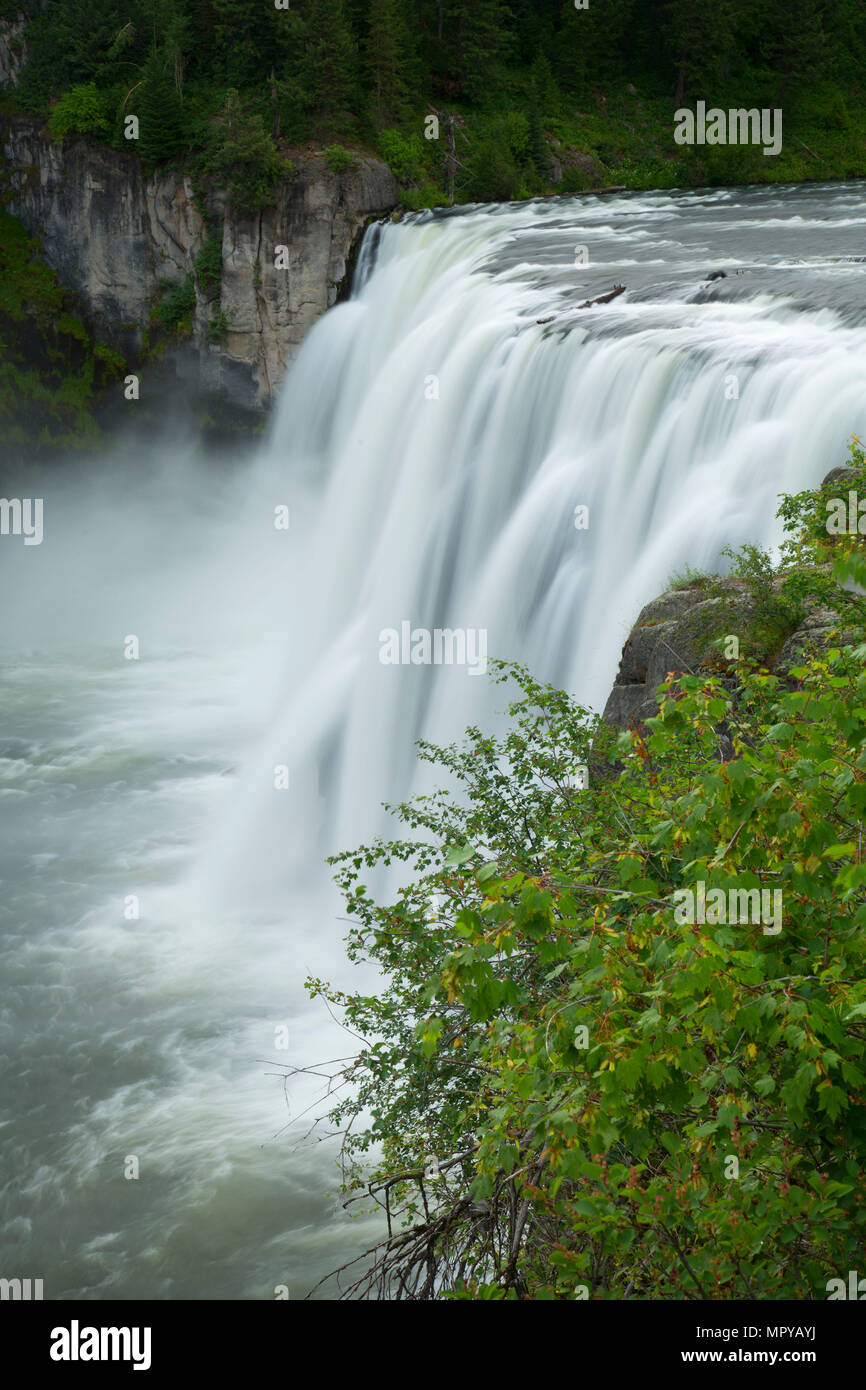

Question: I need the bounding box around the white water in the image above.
[1,182,865,1299]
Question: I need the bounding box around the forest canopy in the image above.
[3,1,866,202]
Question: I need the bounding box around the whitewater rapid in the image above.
[1,181,865,1298]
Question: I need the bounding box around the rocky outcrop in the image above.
[0,17,25,89]
[212,154,398,401]
[602,586,748,730]
[603,467,861,731]
[0,116,398,411]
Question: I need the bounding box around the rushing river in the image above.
[2,181,866,1299]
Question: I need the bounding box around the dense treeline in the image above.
[6,0,866,119]
[2,0,866,201]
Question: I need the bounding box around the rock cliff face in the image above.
[0,115,398,412]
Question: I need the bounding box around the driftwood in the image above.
[577,284,626,309]
[590,184,628,194]
[796,138,821,161]
[705,270,727,282]
[536,284,626,324]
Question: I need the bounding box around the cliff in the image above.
[0,115,398,415]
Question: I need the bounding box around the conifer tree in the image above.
[135,50,186,167]
[453,0,507,102]
[303,0,359,133]
[366,0,417,128]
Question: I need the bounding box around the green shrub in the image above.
[48,84,112,141]
[194,232,222,299]
[379,127,425,186]
[324,143,355,173]
[666,562,714,591]
[308,466,866,1300]
[153,274,196,336]
[466,136,523,203]
[696,542,806,663]
[206,307,228,344]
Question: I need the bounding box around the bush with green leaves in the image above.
[325,143,355,173]
[308,470,866,1300]
[194,232,222,299]
[48,84,113,141]
[693,541,806,665]
[152,274,195,337]
[378,127,426,187]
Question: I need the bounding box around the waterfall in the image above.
[3,181,866,1300]
[197,183,866,913]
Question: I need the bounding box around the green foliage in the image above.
[303,0,359,134]
[48,84,113,141]
[378,127,426,186]
[0,208,120,453]
[696,542,806,664]
[324,143,355,173]
[205,307,228,344]
[309,461,866,1299]
[366,0,416,128]
[199,89,289,214]
[194,231,222,298]
[153,273,195,336]
[8,0,866,205]
[466,131,524,203]
[134,51,186,168]
[666,562,713,591]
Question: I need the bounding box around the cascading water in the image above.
[2,181,866,1299]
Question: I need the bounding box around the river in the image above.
[1,181,865,1298]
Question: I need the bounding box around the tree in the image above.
[201,89,288,214]
[210,0,291,86]
[54,0,132,84]
[527,54,555,180]
[661,0,738,106]
[452,0,508,102]
[757,0,829,104]
[302,0,359,134]
[366,0,417,128]
[134,50,186,167]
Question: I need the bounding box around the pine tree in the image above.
[210,0,291,85]
[366,0,417,128]
[453,0,507,102]
[302,0,359,133]
[54,0,132,86]
[527,81,548,181]
[661,0,737,105]
[134,51,186,168]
